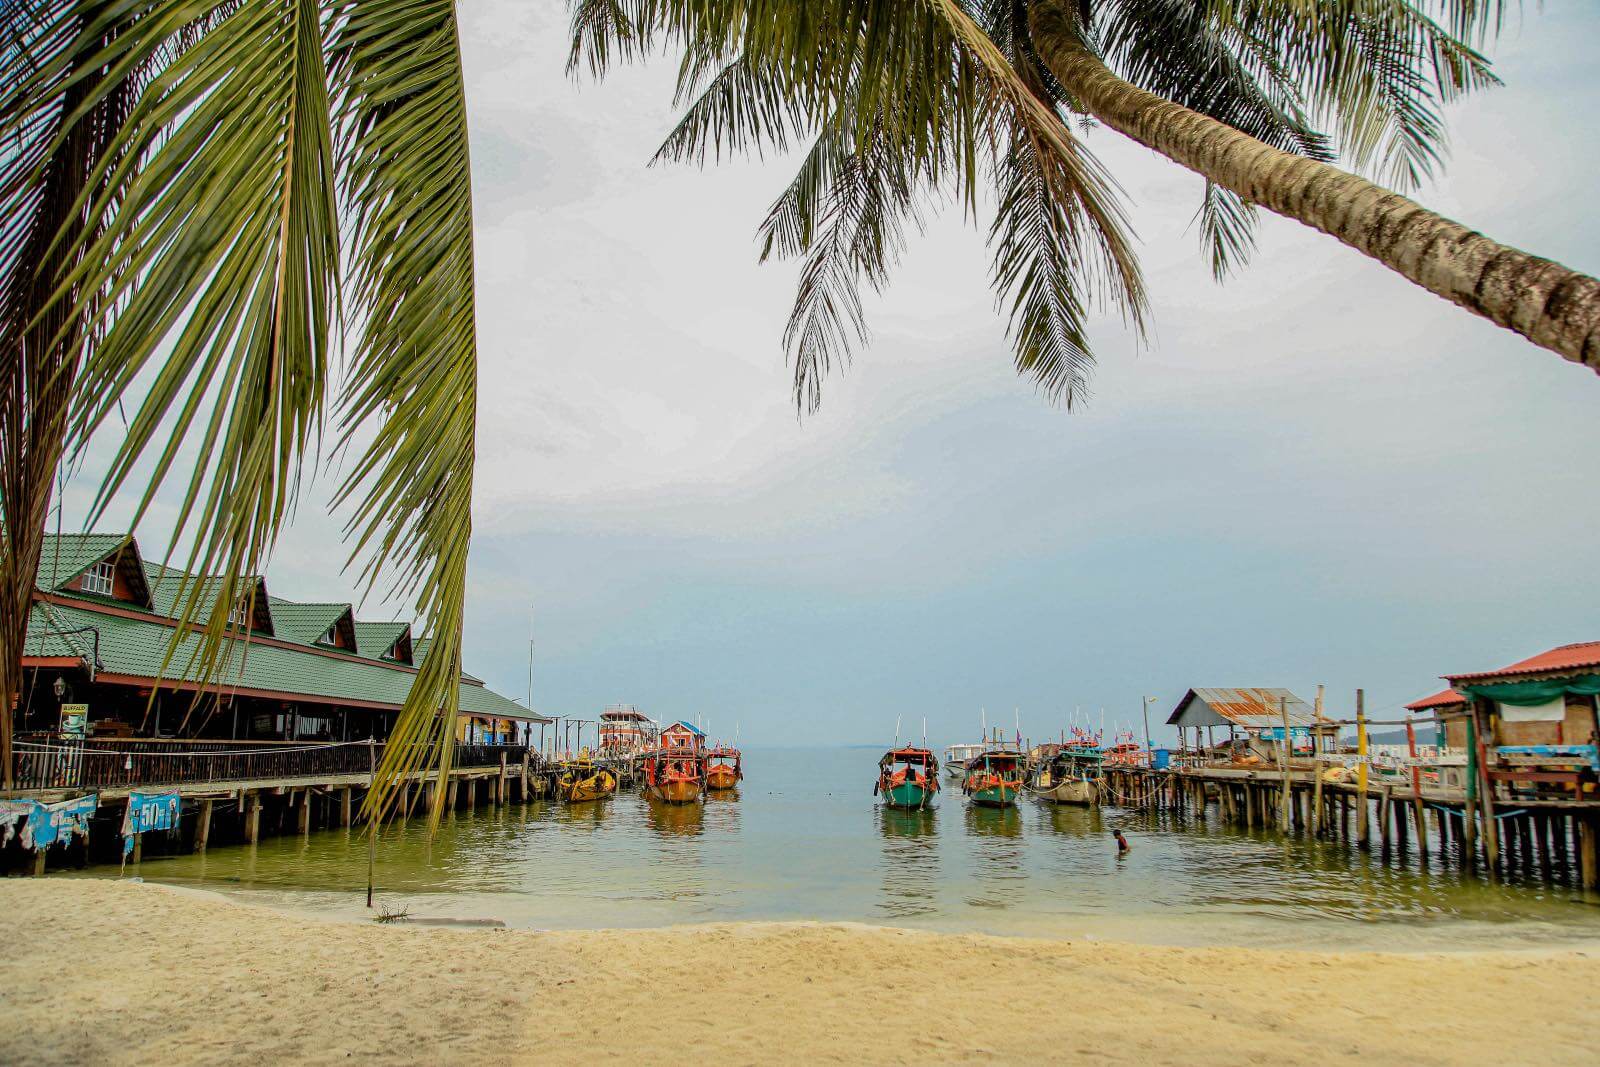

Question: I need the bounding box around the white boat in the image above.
[943,743,983,780]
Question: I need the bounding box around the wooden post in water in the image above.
[1579,814,1600,890]
[1278,696,1292,833]
[1405,719,1429,864]
[194,798,213,854]
[297,790,311,837]
[1355,690,1370,850]
[244,794,261,844]
[340,787,352,828]
[1471,702,1500,878]
[1462,716,1479,868]
[1311,685,1326,838]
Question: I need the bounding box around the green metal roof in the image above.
[267,598,351,645]
[28,599,541,720]
[27,534,541,722]
[353,621,410,660]
[36,534,130,590]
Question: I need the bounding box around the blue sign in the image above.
[122,791,182,856]
[22,794,98,850]
[1258,727,1310,741]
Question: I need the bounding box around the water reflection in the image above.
[1042,801,1103,837]
[876,806,939,918]
[646,799,705,838]
[963,803,1026,910]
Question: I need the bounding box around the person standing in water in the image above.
[1113,829,1130,854]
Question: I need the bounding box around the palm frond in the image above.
[330,0,478,828]
[39,0,339,706]
[1191,180,1259,281]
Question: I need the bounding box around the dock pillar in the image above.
[340,787,352,828]
[297,791,311,837]
[31,848,47,876]
[1579,815,1599,889]
[194,799,214,854]
[244,794,262,844]
[447,778,459,812]
[131,833,142,864]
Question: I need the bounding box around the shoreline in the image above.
[5,879,1598,1064]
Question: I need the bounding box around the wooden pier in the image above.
[2,740,559,874]
[1102,762,1600,889]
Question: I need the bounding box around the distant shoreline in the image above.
[4,878,1597,1064]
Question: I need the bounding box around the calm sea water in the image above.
[107,746,1600,950]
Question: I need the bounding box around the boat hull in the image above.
[968,784,1020,807]
[882,781,935,809]
[1036,779,1097,806]
[648,779,703,804]
[557,768,616,803]
[705,768,739,791]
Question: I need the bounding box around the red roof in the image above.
[1406,687,1465,711]
[1446,641,1600,684]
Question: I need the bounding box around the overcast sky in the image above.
[63,3,1600,746]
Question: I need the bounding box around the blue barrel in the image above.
[1151,748,1172,770]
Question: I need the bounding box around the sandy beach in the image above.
[0,879,1594,1065]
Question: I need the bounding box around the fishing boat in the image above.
[1029,738,1103,806]
[643,720,706,804]
[962,733,1025,808]
[1102,730,1147,768]
[943,743,983,781]
[875,747,940,809]
[556,751,618,803]
[705,746,743,791]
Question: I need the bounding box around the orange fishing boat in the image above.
[643,721,706,804]
[705,746,743,791]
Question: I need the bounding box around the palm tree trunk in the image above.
[1027,0,1600,372]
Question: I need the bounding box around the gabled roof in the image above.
[1167,688,1316,729]
[353,621,411,662]
[269,599,355,648]
[1446,641,1600,685]
[24,598,545,721]
[38,533,151,608]
[36,533,131,590]
[664,720,706,737]
[147,563,272,634]
[1406,687,1466,712]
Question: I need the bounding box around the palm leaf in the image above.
[330,0,479,828]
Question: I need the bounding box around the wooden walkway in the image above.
[1102,763,1600,889]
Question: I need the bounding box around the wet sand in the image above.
[2,878,1595,1064]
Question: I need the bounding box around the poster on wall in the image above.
[58,703,87,739]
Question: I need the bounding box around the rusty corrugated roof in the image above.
[1446,641,1600,684]
[1168,687,1316,729]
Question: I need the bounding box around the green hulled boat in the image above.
[962,749,1024,808]
[875,747,940,809]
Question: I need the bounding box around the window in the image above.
[229,599,251,628]
[319,625,337,646]
[81,560,115,597]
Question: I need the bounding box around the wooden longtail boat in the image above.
[962,749,1024,808]
[875,747,940,809]
[705,747,743,791]
[643,720,707,804]
[1029,743,1103,806]
[556,754,618,803]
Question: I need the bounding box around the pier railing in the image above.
[8,738,535,793]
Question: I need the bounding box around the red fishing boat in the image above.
[705,746,743,791]
[643,721,706,804]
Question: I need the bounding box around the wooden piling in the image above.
[194,798,214,854]
[244,794,262,844]
[31,848,47,876]
[297,791,311,837]
[1405,720,1429,863]
[340,787,352,828]
[1355,690,1370,850]
[1579,814,1599,890]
